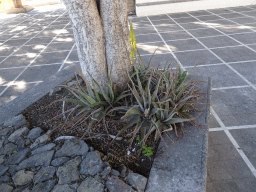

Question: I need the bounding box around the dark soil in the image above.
[22,77,157,177]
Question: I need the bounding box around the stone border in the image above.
[5,6,34,14]
[0,65,75,124]
[145,77,211,192]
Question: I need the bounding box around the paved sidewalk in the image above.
[1,3,256,191]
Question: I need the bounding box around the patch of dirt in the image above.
[22,78,157,177]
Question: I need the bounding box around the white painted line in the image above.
[0,13,69,98]
[1,80,43,87]
[212,85,251,90]
[209,128,223,131]
[185,12,256,91]
[57,43,76,72]
[147,17,185,71]
[210,107,256,177]
[210,124,256,131]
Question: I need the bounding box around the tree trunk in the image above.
[62,0,131,89]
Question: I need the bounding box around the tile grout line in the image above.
[147,17,185,70]
[210,124,256,131]
[0,9,61,65]
[0,12,69,98]
[181,13,256,90]
[210,108,256,177]
[57,43,76,72]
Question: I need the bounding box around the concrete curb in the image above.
[5,6,34,14]
[0,65,75,124]
[145,77,211,192]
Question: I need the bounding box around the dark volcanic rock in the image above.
[17,150,54,171]
[55,139,88,158]
[106,176,135,192]
[56,156,81,185]
[127,173,147,192]
[8,127,29,143]
[31,143,56,155]
[31,179,56,192]
[6,148,30,165]
[34,166,56,184]
[12,169,34,186]
[80,151,104,176]
[52,184,75,192]
[51,157,69,167]
[3,115,27,129]
[0,183,13,192]
[27,127,43,140]
[77,177,104,192]
[0,165,8,176]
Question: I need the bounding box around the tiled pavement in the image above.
[1,3,256,192]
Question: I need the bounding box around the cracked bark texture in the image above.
[62,0,131,88]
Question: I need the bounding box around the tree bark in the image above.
[62,0,131,89]
[62,0,108,89]
[100,0,131,85]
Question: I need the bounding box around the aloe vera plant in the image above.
[114,66,197,150]
[61,68,129,132]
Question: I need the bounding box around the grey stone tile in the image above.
[16,64,61,82]
[230,61,256,84]
[207,160,233,181]
[134,26,156,35]
[51,36,74,43]
[208,143,240,162]
[173,17,199,24]
[3,38,30,47]
[136,34,162,43]
[212,87,256,115]
[0,57,6,63]
[66,50,79,62]
[212,180,240,192]
[188,10,213,17]
[0,68,24,85]
[174,50,222,67]
[132,21,153,29]
[196,15,222,21]
[206,182,216,192]
[234,177,256,192]
[0,86,6,93]
[208,113,221,128]
[208,131,231,145]
[241,10,256,17]
[62,62,80,71]
[189,28,222,37]
[238,141,256,167]
[0,83,39,106]
[43,42,74,53]
[218,13,245,19]
[229,129,256,143]
[154,24,183,32]
[230,32,256,44]
[198,36,240,48]
[161,31,192,41]
[167,38,205,52]
[189,64,247,88]
[168,12,190,18]
[229,17,256,24]
[207,19,240,26]
[140,53,178,69]
[229,6,255,12]
[180,22,209,30]
[13,45,46,56]
[218,113,256,127]
[151,19,176,25]
[11,31,40,39]
[208,9,232,15]
[148,14,170,21]
[0,34,15,41]
[32,51,69,65]
[0,55,36,68]
[225,158,254,178]
[129,16,148,23]
[25,37,54,46]
[211,46,256,62]
[137,42,169,55]
[214,25,253,35]
[248,44,256,51]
